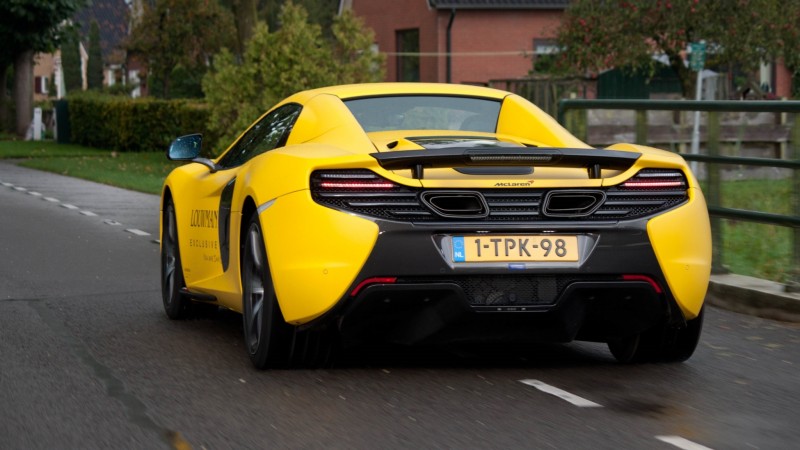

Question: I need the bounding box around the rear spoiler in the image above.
[370,147,641,179]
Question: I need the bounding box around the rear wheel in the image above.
[608,307,704,363]
[241,215,293,369]
[161,199,190,319]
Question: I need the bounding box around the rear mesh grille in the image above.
[311,169,688,222]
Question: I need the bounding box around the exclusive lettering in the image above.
[190,209,218,229]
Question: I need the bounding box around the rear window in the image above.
[344,95,501,133]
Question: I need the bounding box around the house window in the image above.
[396,28,420,82]
[34,76,49,94]
[532,39,559,74]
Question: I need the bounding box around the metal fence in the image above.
[557,99,800,288]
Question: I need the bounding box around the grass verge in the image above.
[1,139,179,195]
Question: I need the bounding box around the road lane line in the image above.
[80,211,98,216]
[1,182,13,187]
[519,379,602,408]
[126,229,151,236]
[43,197,59,203]
[61,203,79,210]
[656,435,713,450]
[13,186,27,192]
[28,191,42,196]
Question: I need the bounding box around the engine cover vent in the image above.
[542,190,606,218]
[420,191,489,219]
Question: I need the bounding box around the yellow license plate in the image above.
[452,235,579,262]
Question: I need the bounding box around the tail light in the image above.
[619,170,687,190]
[311,170,399,191]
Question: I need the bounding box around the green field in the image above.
[1,139,795,283]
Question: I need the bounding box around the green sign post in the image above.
[690,41,706,71]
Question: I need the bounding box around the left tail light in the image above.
[311,170,400,191]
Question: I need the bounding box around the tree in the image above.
[60,27,82,93]
[0,0,87,136]
[127,0,236,98]
[260,0,339,36]
[202,2,384,152]
[87,20,103,90]
[556,0,795,98]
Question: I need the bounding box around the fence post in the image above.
[788,114,800,292]
[707,110,727,274]
[635,110,647,145]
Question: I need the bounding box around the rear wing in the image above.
[370,147,641,179]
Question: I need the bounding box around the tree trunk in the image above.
[0,62,9,133]
[667,50,694,99]
[13,50,33,138]
[231,0,257,58]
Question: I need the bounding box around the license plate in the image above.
[452,235,579,262]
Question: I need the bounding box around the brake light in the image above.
[621,274,663,294]
[350,277,398,297]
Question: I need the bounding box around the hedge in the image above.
[67,92,216,153]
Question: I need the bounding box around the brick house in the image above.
[33,0,139,101]
[340,0,569,85]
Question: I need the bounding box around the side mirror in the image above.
[168,133,202,160]
[167,133,218,173]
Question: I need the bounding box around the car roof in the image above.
[283,83,512,105]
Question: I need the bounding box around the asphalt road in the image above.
[1,161,799,450]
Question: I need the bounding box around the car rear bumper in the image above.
[314,216,688,346]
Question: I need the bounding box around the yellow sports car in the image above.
[161,83,711,368]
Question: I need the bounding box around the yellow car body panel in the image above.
[259,191,379,324]
[647,188,712,320]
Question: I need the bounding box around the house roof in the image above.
[428,0,570,9]
[74,0,130,64]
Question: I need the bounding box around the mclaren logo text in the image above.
[494,181,534,187]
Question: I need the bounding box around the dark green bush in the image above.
[67,92,215,153]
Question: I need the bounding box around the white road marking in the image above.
[3,181,156,241]
[519,379,602,408]
[656,435,713,450]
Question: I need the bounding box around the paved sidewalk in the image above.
[707,273,800,323]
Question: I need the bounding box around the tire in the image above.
[608,306,705,364]
[161,200,191,319]
[241,214,293,369]
[660,306,704,362]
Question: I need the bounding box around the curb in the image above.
[706,273,800,323]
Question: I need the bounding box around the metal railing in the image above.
[557,99,800,288]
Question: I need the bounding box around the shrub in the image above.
[67,92,215,153]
